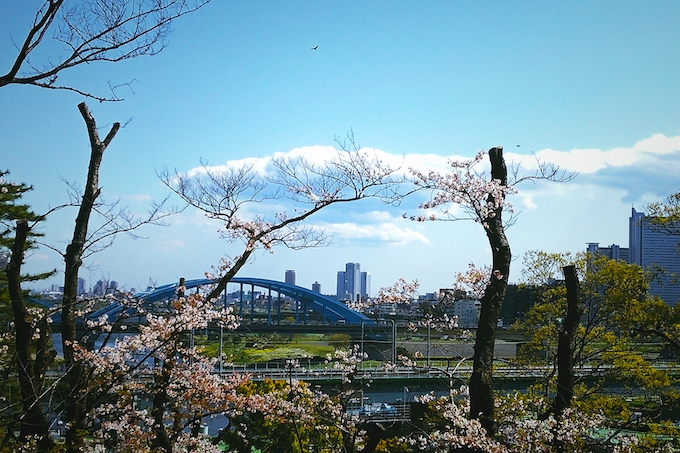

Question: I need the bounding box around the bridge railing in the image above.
[44,362,680,383]
[215,362,680,382]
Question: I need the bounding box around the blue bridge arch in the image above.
[145,277,372,326]
[81,277,373,327]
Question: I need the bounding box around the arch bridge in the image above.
[85,277,373,328]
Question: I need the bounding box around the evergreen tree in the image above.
[0,170,56,452]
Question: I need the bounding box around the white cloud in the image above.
[521,196,537,210]
[358,210,396,222]
[273,145,342,165]
[174,133,680,257]
[29,252,52,261]
[505,133,680,175]
[633,133,680,154]
[320,221,429,245]
[187,145,478,180]
[187,155,273,178]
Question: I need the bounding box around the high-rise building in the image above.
[361,271,371,299]
[629,208,680,305]
[285,270,296,286]
[345,262,361,302]
[588,208,680,305]
[93,279,107,296]
[77,277,86,296]
[336,271,346,300]
[336,263,369,301]
[312,281,321,293]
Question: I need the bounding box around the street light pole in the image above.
[360,320,365,369]
[391,319,396,363]
[427,323,431,367]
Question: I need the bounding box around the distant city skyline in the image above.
[336,262,371,301]
[282,264,372,300]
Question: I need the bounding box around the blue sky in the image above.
[2,1,680,296]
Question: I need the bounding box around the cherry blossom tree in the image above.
[0,104,175,452]
[75,291,243,453]
[148,342,374,453]
[406,147,574,434]
[399,388,669,453]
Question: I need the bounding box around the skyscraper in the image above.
[336,263,369,301]
[285,270,296,286]
[361,271,371,299]
[629,208,680,305]
[336,271,346,300]
[312,281,321,293]
[345,262,361,302]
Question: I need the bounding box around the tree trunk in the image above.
[205,247,254,301]
[7,220,54,452]
[553,265,580,416]
[62,102,120,452]
[469,147,511,435]
[150,358,173,453]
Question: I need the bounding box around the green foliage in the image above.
[327,333,351,348]
[0,170,54,283]
[0,171,57,451]
[0,171,41,242]
[244,346,313,362]
[515,251,678,419]
[195,333,336,364]
[646,191,680,236]
[0,172,54,284]
[375,438,412,452]
[500,284,542,325]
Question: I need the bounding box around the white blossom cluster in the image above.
[74,294,244,452]
[453,262,493,300]
[402,389,673,453]
[325,345,369,384]
[406,387,505,452]
[407,150,516,228]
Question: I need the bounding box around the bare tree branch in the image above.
[0,0,212,101]
[160,135,405,301]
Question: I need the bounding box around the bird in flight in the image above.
[311,45,318,50]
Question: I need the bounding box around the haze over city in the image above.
[2,1,680,295]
